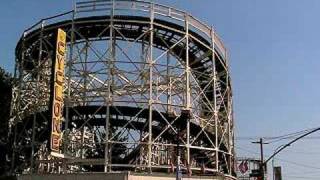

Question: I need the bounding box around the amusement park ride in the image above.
[9,0,235,179]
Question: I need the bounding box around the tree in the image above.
[0,67,14,176]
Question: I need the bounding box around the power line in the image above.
[266,127,318,140]
[276,157,320,170]
[237,145,320,179]
[278,150,320,155]
[264,127,320,164]
[236,136,320,140]
[236,137,320,141]
[236,146,320,170]
[236,127,320,145]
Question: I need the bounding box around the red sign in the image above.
[239,160,249,174]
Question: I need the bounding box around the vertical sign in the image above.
[50,28,66,153]
[274,166,282,180]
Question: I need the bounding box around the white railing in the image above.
[22,0,227,59]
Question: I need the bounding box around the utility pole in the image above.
[252,138,269,180]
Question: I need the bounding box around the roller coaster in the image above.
[9,0,235,179]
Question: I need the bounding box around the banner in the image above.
[50,28,66,153]
[239,160,249,174]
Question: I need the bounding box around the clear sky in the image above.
[1,0,320,179]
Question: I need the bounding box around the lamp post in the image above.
[263,127,320,180]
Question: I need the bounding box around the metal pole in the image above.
[210,27,219,172]
[105,0,115,172]
[148,2,154,173]
[185,14,191,167]
[264,127,320,179]
[166,49,171,114]
[264,127,320,164]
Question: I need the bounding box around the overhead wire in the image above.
[236,127,320,144]
[236,146,320,170]
[236,127,320,178]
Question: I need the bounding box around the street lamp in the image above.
[263,127,320,180]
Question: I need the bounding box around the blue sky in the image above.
[1,0,320,179]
